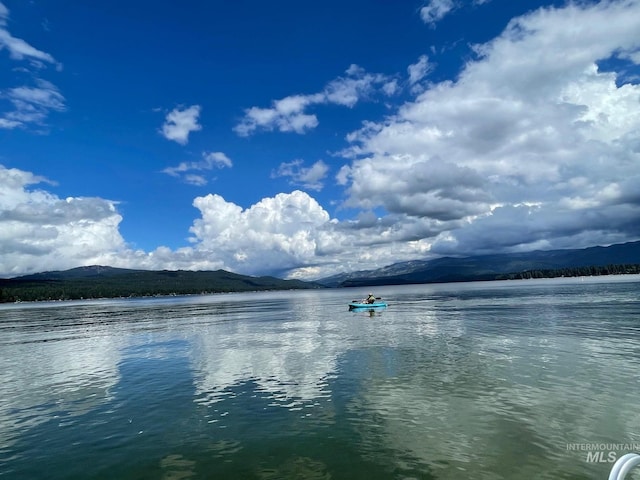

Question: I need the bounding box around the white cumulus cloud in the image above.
[272,160,329,191]
[160,105,202,145]
[0,165,427,279]
[163,151,233,185]
[420,0,456,26]
[188,191,331,275]
[3,1,640,281]
[0,165,127,276]
[341,0,640,256]
[407,55,434,87]
[233,65,394,136]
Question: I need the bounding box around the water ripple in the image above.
[1,278,639,479]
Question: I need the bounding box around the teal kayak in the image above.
[349,301,387,310]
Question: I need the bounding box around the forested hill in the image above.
[319,240,640,287]
[0,266,320,303]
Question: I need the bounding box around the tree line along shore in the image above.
[1,263,639,303]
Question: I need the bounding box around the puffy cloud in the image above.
[0,165,429,279]
[188,191,331,275]
[431,201,640,256]
[235,103,319,136]
[3,1,640,281]
[341,0,640,256]
[323,64,389,107]
[419,0,491,26]
[341,157,490,220]
[163,151,233,185]
[382,79,400,96]
[233,65,394,136]
[1,330,120,449]
[407,55,434,87]
[0,165,127,276]
[160,105,202,145]
[272,160,329,191]
[3,161,575,281]
[420,0,456,26]
[184,190,449,278]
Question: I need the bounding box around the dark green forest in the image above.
[496,263,640,280]
[0,268,319,303]
[1,263,638,303]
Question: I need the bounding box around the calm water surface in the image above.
[1,276,639,479]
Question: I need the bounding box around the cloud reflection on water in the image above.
[0,303,123,447]
[190,293,343,408]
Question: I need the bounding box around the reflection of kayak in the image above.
[349,301,388,310]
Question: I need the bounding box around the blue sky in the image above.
[1,0,640,279]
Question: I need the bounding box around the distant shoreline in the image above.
[0,267,321,304]
[339,263,640,288]
[2,266,639,304]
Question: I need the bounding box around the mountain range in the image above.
[317,240,640,287]
[2,241,639,302]
[0,266,319,303]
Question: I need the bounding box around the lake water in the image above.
[1,276,639,480]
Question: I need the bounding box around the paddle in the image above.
[351,297,382,302]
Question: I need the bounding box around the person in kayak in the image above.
[365,293,376,304]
